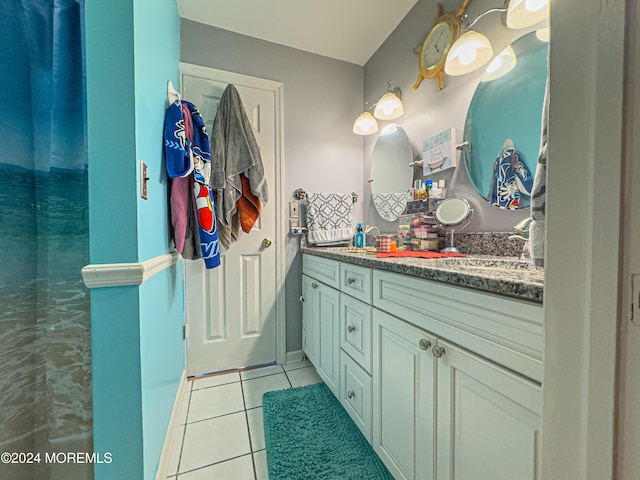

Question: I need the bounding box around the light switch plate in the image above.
[140,161,149,200]
[289,201,299,218]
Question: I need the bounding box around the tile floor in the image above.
[165,359,322,479]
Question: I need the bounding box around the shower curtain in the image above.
[0,1,92,479]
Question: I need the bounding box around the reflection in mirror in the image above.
[434,197,474,253]
[464,31,549,210]
[370,123,413,221]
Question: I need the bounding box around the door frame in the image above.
[179,62,287,366]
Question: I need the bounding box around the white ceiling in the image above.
[177,0,418,66]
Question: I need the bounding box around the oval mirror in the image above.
[370,123,413,221]
[464,31,549,210]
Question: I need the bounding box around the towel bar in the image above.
[294,188,357,203]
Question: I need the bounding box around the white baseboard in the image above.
[156,370,188,480]
[285,350,304,364]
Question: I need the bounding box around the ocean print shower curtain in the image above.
[0,1,92,479]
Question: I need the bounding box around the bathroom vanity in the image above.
[301,247,544,480]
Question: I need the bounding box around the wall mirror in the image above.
[464,31,549,210]
[370,123,413,221]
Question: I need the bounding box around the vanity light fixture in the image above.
[352,105,379,136]
[353,81,404,135]
[480,45,517,82]
[373,82,404,121]
[445,0,550,77]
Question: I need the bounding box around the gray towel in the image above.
[305,193,353,246]
[211,84,268,230]
[529,76,549,267]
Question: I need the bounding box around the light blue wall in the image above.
[85,0,183,479]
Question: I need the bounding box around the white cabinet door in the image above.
[316,283,340,395]
[436,339,542,480]
[302,275,320,367]
[373,310,436,480]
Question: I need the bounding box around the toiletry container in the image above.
[355,223,365,248]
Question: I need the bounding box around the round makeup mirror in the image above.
[370,123,413,221]
[434,197,473,253]
[463,31,549,210]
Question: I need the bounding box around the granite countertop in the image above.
[301,246,544,304]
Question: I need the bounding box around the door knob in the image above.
[262,237,272,248]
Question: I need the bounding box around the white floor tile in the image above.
[242,373,291,409]
[177,391,190,426]
[286,366,323,388]
[187,382,244,423]
[246,407,265,452]
[179,412,251,473]
[240,364,284,380]
[254,449,269,480]
[282,358,313,371]
[191,371,240,390]
[165,424,185,477]
[178,454,254,480]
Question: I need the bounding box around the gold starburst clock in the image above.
[413,1,473,90]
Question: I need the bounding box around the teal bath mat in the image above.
[262,382,393,480]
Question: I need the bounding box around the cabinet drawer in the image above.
[373,270,544,382]
[340,294,372,374]
[340,350,373,443]
[340,263,372,303]
[303,254,340,289]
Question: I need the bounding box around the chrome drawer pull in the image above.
[347,325,355,333]
[347,390,355,399]
[347,277,356,285]
[419,339,431,350]
[432,345,446,358]
[311,282,318,289]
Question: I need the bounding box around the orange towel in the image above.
[376,250,466,259]
[238,173,262,233]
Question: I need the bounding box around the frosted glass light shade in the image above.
[536,27,550,42]
[481,45,517,82]
[445,30,494,76]
[353,111,378,135]
[507,0,550,29]
[373,92,404,120]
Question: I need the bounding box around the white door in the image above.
[181,67,283,376]
[436,339,542,480]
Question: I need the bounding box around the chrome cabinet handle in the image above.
[432,345,446,358]
[311,282,318,289]
[419,339,432,350]
[347,325,355,333]
[347,390,355,399]
[347,277,355,285]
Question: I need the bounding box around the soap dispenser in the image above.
[355,223,365,248]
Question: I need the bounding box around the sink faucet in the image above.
[364,225,380,248]
[509,218,532,261]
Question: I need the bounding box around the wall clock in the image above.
[413,1,472,90]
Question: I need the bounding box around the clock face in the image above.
[422,21,454,70]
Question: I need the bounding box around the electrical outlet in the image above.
[289,201,299,218]
[290,219,299,229]
[140,161,149,200]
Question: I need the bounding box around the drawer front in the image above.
[340,263,372,303]
[340,350,373,443]
[303,254,340,289]
[340,294,372,374]
[373,270,544,382]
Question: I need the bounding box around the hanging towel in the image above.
[211,84,268,248]
[487,139,533,209]
[305,193,353,246]
[164,100,220,269]
[530,76,549,267]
